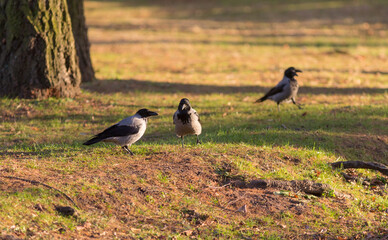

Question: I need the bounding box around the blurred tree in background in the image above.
[0,0,94,99]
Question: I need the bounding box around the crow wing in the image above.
[256,83,286,102]
[96,124,140,139]
[83,124,140,145]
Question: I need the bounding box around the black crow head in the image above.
[284,67,302,78]
[136,108,158,118]
[178,98,191,111]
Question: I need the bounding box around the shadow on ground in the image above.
[82,79,388,95]
[88,0,388,24]
[90,38,388,48]
[3,105,386,164]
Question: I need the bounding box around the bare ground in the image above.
[1,148,387,239]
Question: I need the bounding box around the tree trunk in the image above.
[67,0,95,83]
[0,0,81,98]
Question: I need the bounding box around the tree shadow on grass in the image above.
[88,0,388,24]
[144,101,387,164]
[90,38,388,48]
[2,114,386,164]
[2,80,386,163]
[91,35,388,48]
[5,115,385,164]
[143,117,388,164]
[205,128,388,164]
[13,102,385,163]
[82,78,388,95]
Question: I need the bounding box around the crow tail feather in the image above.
[83,137,102,146]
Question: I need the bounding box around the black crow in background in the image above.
[256,67,303,111]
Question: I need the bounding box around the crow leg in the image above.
[181,136,184,148]
[277,103,280,112]
[291,98,303,109]
[122,146,134,155]
[196,135,201,144]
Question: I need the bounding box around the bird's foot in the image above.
[122,146,134,155]
[292,99,303,109]
[181,136,185,148]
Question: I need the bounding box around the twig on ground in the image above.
[224,193,247,207]
[331,161,388,176]
[207,183,231,189]
[230,179,330,196]
[0,175,79,209]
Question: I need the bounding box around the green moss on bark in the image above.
[0,0,81,98]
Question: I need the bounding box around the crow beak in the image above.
[294,69,302,76]
[182,103,191,110]
[147,111,158,116]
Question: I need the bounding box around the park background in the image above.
[0,0,387,239]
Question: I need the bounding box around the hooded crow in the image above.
[255,67,303,111]
[83,108,158,155]
[173,98,202,147]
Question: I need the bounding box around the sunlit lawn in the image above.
[0,0,387,239]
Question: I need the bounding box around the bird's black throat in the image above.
[177,109,191,124]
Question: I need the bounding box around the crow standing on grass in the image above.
[83,108,158,155]
[255,67,303,112]
[173,98,202,147]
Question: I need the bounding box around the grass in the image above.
[1,0,388,239]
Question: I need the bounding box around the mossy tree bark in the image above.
[67,0,95,83]
[0,0,81,98]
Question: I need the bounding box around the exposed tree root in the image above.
[230,179,330,196]
[331,161,388,176]
[0,175,79,209]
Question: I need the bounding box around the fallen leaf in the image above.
[274,191,290,196]
[130,228,141,233]
[182,229,193,236]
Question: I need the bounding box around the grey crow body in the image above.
[256,67,303,111]
[173,98,202,147]
[83,108,158,155]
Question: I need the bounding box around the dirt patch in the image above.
[210,187,310,216]
[0,150,386,238]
